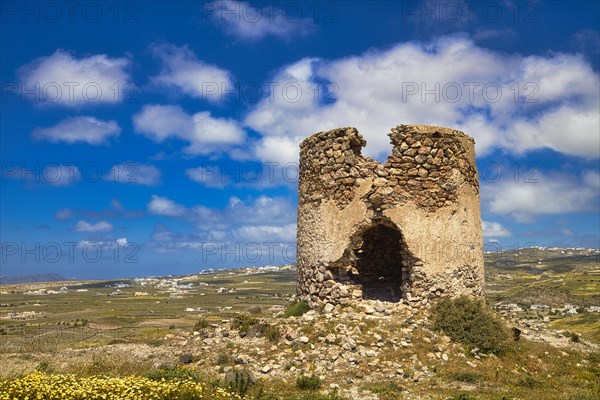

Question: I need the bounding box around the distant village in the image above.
[496,302,600,318]
[484,246,600,255]
[1,265,295,320]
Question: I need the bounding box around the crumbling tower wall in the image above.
[296,124,484,307]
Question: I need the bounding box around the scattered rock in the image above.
[260,365,272,374]
[299,336,310,344]
[364,306,376,315]
[179,353,193,364]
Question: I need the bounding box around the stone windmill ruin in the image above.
[296,124,484,308]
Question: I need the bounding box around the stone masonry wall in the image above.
[296,124,484,308]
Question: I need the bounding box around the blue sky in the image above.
[1,0,599,279]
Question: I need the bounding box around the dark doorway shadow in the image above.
[349,223,404,302]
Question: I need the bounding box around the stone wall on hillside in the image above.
[296,124,484,308]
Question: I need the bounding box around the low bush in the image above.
[262,324,282,343]
[36,361,53,374]
[518,375,542,389]
[231,314,281,342]
[224,369,255,397]
[193,318,210,332]
[570,331,580,343]
[284,301,310,317]
[296,374,322,390]
[363,381,404,400]
[431,296,509,355]
[216,353,233,365]
[247,305,262,314]
[231,314,258,335]
[144,364,201,382]
[449,372,483,383]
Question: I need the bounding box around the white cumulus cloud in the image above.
[482,171,600,223]
[17,50,131,106]
[107,163,161,186]
[206,0,317,41]
[150,43,233,101]
[74,220,113,233]
[133,104,245,155]
[185,166,226,189]
[147,195,187,217]
[54,208,75,220]
[233,224,297,242]
[33,116,121,145]
[482,221,511,237]
[77,237,130,250]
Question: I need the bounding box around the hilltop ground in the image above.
[0,248,599,399]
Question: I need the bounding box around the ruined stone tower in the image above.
[296,124,484,308]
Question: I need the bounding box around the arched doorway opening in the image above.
[348,222,406,302]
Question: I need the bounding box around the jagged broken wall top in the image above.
[298,124,479,212]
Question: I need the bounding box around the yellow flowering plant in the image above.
[0,372,249,400]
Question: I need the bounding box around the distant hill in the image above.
[0,273,71,285]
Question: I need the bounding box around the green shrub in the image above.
[363,381,404,400]
[518,375,541,388]
[231,314,280,342]
[247,305,262,314]
[296,374,322,390]
[144,364,201,382]
[449,372,483,383]
[231,314,258,335]
[216,353,233,365]
[431,296,509,354]
[570,331,580,343]
[248,322,281,343]
[193,318,210,332]
[147,339,163,347]
[284,301,310,317]
[262,324,281,343]
[224,369,255,397]
[36,361,53,374]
